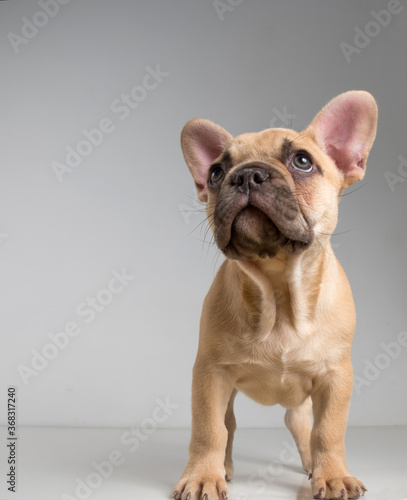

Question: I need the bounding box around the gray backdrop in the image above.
[0,0,406,429]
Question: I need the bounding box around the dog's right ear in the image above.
[306,90,378,188]
[181,118,233,202]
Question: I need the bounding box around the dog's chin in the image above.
[219,206,309,261]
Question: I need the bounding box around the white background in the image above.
[0,0,406,430]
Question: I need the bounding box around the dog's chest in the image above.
[231,331,330,407]
[234,356,313,408]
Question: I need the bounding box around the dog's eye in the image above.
[291,153,313,172]
[210,166,225,185]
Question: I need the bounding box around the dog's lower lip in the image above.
[241,204,267,218]
[220,204,311,257]
[224,204,271,243]
[222,205,280,255]
[231,204,277,236]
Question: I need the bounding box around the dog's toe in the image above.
[173,472,228,500]
[311,475,366,499]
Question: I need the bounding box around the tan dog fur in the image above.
[173,91,378,500]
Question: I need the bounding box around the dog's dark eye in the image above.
[210,166,225,185]
[291,153,313,172]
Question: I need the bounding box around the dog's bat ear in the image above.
[307,91,378,188]
[181,118,233,202]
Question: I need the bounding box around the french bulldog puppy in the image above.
[173,91,378,500]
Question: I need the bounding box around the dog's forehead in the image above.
[228,128,303,163]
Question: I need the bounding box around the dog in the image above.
[173,91,378,500]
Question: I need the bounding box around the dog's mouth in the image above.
[221,203,311,260]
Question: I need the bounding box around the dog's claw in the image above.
[308,473,312,480]
[314,487,325,499]
[203,494,208,500]
[171,491,178,499]
[221,491,228,500]
[186,493,191,500]
[341,488,346,498]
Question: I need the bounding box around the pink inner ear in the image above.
[312,92,377,181]
[185,122,231,194]
[324,140,365,177]
[194,142,223,188]
[319,105,365,174]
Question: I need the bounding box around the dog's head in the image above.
[181,91,377,260]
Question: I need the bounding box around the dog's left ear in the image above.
[181,118,233,202]
[307,91,378,188]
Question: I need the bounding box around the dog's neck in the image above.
[235,239,338,337]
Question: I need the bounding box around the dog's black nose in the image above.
[231,166,270,193]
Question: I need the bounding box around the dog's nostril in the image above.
[253,171,269,184]
[236,174,245,187]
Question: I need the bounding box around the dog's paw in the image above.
[172,468,229,500]
[311,475,366,499]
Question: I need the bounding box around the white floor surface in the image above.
[0,426,406,500]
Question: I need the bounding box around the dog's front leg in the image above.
[311,361,366,500]
[173,358,234,500]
